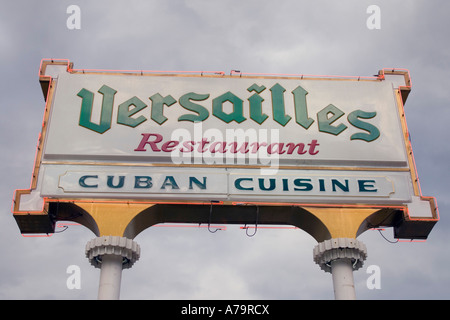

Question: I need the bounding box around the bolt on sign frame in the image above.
[12,59,438,241]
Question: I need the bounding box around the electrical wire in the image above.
[54,225,69,233]
[208,202,220,233]
[245,206,259,237]
[377,229,399,244]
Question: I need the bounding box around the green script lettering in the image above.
[348,110,380,142]
[212,91,246,123]
[78,85,117,134]
[76,83,381,142]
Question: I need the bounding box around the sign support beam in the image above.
[331,258,357,300]
[97,254,123,300]
[313,238,367,300]
[86,236,141,300]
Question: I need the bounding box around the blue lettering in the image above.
[331,179,349,192]
[160,176,179,189]
[258,178,276,191]
[235,178,254,190]
[293,178,313,191]
[79,175,98,188]
[134,176,152,188]
[189,177,207,189]
[107,175,125,188]
[358,179,377,192]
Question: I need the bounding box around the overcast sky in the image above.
[1,0,449,300]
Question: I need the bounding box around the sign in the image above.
[44,70,406,168]
[12,60,438,238]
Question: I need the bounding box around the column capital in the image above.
[85,236,140,269]
[313,238,367,273]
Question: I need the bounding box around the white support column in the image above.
[330,258,356,300]
[97,254,124,300]
[313,238,367,300]
[86,236,141,300]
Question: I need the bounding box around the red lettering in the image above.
[267,142,286,154]
[134,133,163,151]
[198,138,211,153]
[228,142,250,153]
[180,140,195,152]
[308,139,320,155]
[285,142,307,154]
[134,133,320,158]
[249,142,267,153]
[161,140,180,152]
[209,141,228,153]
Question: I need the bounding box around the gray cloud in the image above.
[1,0,449,300]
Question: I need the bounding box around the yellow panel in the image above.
[74,202,153,237]
[306,207,379,239]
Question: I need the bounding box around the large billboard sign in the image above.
[12,60,438,238]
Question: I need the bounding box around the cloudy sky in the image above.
[1,0,449,300]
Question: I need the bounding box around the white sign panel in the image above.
[43,71,407,168]
[39,165,412,205]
